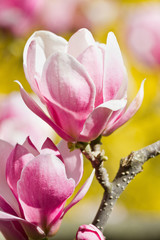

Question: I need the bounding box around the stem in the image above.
[81,140,160,232]
[78,136,111,190]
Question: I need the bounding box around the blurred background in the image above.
[0,0,160,239]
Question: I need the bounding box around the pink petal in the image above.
[77,45,104,107]
[0,211,45,240]
[79,99,127,142]
[76,224,105,240]
[68,28,95,58]
[18,82,74,142]
[0,196,28,240]
[41,138,64,162]
[41,52,95,139]
[23,30,67,96]
[6,144,34,199]
[0,140,19,214]
[0,222,28,240]
[58,140,83,186]
[0,195,18,216]
[104,80,145,135]
[103,32,128,102]
[23,40,46,97]
[41,137,57,151]
[24,30,67,65]
[62,170,95,217]
[17,154,75,231]
[47,218,62,237]
[22,137,39,156]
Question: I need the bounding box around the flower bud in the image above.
[76,224,105,240]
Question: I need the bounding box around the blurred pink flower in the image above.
[20,28,144,142]
[0,92,53,148]
[0,137,94,239]
[126,3,160,68]
[0,0,43,36]
[0,0,89,36]
[76,224,105,240]
[38,0,89,34]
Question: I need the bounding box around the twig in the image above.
[74,136,111,190]
[91,140,160,231]
[69,139,160,232]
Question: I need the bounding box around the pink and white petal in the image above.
[41,52,95,114]
[103,32,128,102]
[0,211,45,240]
[17,200,64,237]
[0,196,28,240]
[41,138,57,151]
[0,195,18,215]
[23,31,67,66]
[77,45,104,107]
[18,82,74,142]
[6,144,34,198]
[58,140,83,186]
[46,100,86,141]
[41,138,63,162]
[0,222,28,240]
[17,154,75,230]
[23,31,67,94]
[47,218,62,237]
[79,99,127,142]
[105,107,126,130]
[97,42,106,54]
[68,28,96,58]
[62,170,95,218]
[104,80,145,135]
[77,224,105,240]
[23,40,46,97]
[23,31,67,101]
[41,52,95,139]
[22,136,39,156]
[0,140,19,214]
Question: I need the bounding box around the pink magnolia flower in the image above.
[20,28,144,142]
[0,137,94,239]
[125,3,160,68]
[0,0,43,36]
[0,92,54,147]
[76,224,105,240]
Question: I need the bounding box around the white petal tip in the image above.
[14,80,23,88]
[107,32,117,42]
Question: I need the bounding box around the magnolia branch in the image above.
[79,140,160,232]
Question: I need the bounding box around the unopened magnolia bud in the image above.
[76,224,105,240]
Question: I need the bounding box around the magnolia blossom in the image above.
[76,224,105,240]
[20,28,144,142]
[0,0,43,36]
[0,137,94,239]
[0,92,54,147]
[125,3,160,68]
